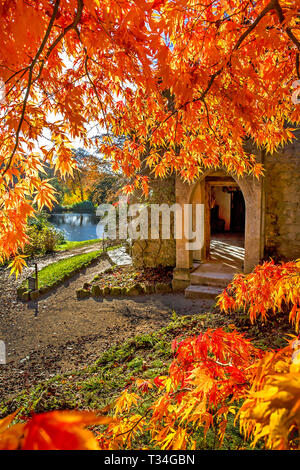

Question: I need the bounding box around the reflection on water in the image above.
[49,212,105,242]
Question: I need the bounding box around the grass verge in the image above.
[21,249,103,290]
[55,239,102,251]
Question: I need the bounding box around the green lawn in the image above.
[55,238,102,251]
[22,249,103,290]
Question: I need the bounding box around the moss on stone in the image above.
[90,285,102,297]
[22,291,31,301]
[126,286,140,296]
[155,282,173,294]
[76,289,90,299]
[144,284,155,294]
[133,283,144,293]
[102,287,111,296]
[110,286,122,296]
[30,290,40,301]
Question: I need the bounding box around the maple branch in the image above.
[232,1,275,53]
[36,0,84,81]
[202,99,219,142]
[272,0,300,79]
[149,0,296,144]
[4,65,30,85]
[272,0,300,52]
[1,0,61,177]
[114,409,151,439]
[45,0,83,60]
[84,54,113,143]
[194,0,276,103]
[5,68,29,99]
[1,0,85,177]
[170,387,193,397]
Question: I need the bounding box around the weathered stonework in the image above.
[131,175,176,268]
[264,135,300,261]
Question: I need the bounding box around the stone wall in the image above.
[264,135,300,260]
[131,175,176,268]
[131,136,300,270]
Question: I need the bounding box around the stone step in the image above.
[190,270,233,287]
[184,285,224,300]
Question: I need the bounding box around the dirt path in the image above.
[0,245,215,399]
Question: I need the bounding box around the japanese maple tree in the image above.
[1,0,300,452]
[0,0,299,270]
[218,259,300,330]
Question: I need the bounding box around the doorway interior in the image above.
[203,175,245,271]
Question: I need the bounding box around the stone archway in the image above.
[172,169,264,290]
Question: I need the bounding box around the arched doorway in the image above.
[172,169,263,291]
[192,173,246,271]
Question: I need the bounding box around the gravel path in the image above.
[0,246,215,399]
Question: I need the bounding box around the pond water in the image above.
[49,212,105,242]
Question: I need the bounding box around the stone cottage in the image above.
[131,133,300,298]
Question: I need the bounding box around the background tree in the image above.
[62,148,102,205]
[52,146,125,206]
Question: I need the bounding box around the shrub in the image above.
[23,211,64,257]
[69,200,95,213]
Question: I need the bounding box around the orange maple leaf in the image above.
[0,411,114,450]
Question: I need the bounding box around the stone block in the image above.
[17,287,27,299]
[172,279,190,291]
[110,286,122,296]
[102,287,111,296]
[22,291,31,301]
[76,289,90,299]
[30,290,40,301]
[91,285,102,297]
[143,284,155,294]
[126,285,141,296]
[39,286,50,295]
[155,283,172,294]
